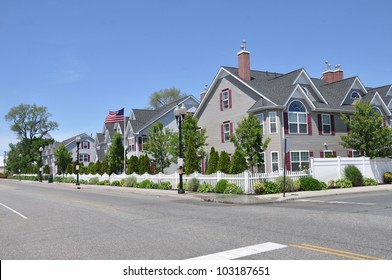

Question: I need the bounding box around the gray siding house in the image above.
[195,44,391,173]
[125,95,200,173]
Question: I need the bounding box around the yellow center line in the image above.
[289,244,384,260]
[63,198,119,211]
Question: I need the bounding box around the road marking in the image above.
[0,202,28,219]
[63,198,119,211]
[296,199,376,206]
[290,243,383,260]
[187,242,287,260]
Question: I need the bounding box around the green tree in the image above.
[340,101,392,158]
[185,134,199,174]
[206,147,219,174]
[169,114,207,164]
[66,163,73,175]
[107,133,124,174]
[217,151,231,173]
[5,104,58,167]
[101,157,109,175]
[148,88,186,109]
[230,148,248,174]
[43,165,50,174]
[54,144,72,175]
[138,154,151,174]
[87,162,96,175]
[231,113,271,173]
[143,121,173,173]
[127,156,139,174]
[94,161,103,175]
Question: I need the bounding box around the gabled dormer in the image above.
[293,69,328,105]
[340,77,368,106]
[369,92,391,116]
[284,84,316,111]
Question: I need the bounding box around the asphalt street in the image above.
[1,179,392,260]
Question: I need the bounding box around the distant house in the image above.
[42,133,96,174]
[125,96,200,172]
[194,43,391,173]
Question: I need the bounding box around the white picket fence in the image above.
[30,170,310,194]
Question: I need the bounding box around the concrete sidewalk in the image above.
[24,180,392,205]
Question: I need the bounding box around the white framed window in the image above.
[288,101,308,134]
[79,154,90,162]
[255,113,264,133]
[129,137,135,152]
[223,123,231,142]
[323,150,334,158]
[269,111,277,134]
[140,136,148,151]
[290,151,309,171]
[371,106,382,116]
[353,150,361,157]
[222,91,229,109]
[82,141,89,149]
[271,151,279,172]
[350,91,361,99]
[322,114,331,135]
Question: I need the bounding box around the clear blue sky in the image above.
[1,0,392,152]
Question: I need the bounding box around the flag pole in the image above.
[123,106,126,174]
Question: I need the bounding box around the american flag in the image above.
[105,108,125,124]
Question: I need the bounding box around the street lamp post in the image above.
[174,104,187,194]
[75,136,81,189]
[18,153,22,181]
[39,147,43,182]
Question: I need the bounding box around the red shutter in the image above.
[331,115,335,135]
[88,142,90,149]
[88,154,90,162]
[320,151,324,158]
[348,150,353,157]
[309,151,314,158]
[285,152,291,171]
[229,90,232,109]
[138,137,142,151]
[284,112,289,134]
[221,124,224,143]
[229,122,233,137]
[307,114,312,135]
[318,114,322,135]
[220,92,223,111]
[333,151,337,157]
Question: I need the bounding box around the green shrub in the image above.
[215,179,229,193]
[319,181,328,190]
[185,178,200,191]
[157,181,172,190]
[79,179,88,184]
[383,172,392,184]
[276,176,299,193]
[139,179,154,189]
[122,176,137,187]
[89,177,100,185]
[103,180,111,186]
[299,176,323,191]
[97,180,105,185]
[344,165,363,186]
[328,180,335,188]
[264,181,281,194]
[253,182,265,194]
[363,177,378,186]
[197,183,214,193]
[336,178,353,188]
[111,180,121,186]
[223,182,244,194]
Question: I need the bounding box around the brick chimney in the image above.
[238,40,251,81]
[322,62,344,83]
[200,85,208,102]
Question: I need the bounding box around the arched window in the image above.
[350,91,361,99]
[371,106,382,116]
[288,100,308,134]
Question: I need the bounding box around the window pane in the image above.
[269,112,276,121]
[289,124,298,133]
[300,152,309,161]
[270,123,276,133]
[272,163,279,172]
[272,152,278,161]
[291,163,300,171]
[323,125,331,134]
[291,152,299,162]
[298,114,307,123]
[288,113,297,122]
[299,124,307,133]
[322,115,331,124]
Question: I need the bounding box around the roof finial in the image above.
[240,40,247,51]
[325,61,331,70]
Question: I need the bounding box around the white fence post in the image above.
[244,171,250,194]
[337,156,341,179]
